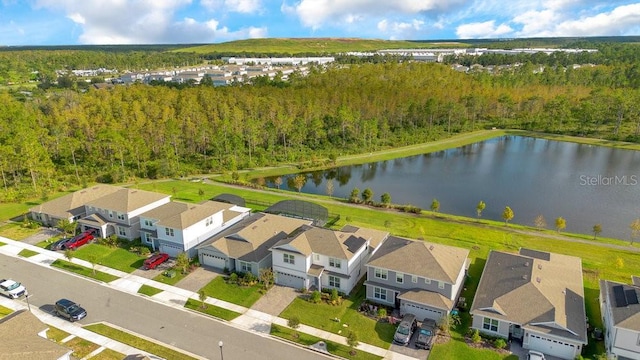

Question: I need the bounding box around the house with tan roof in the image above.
[364,236,469,322]
[600,276,640,359]
[0,309,72,360]
[270,224,389,294]
[29,184,121,227]
[139,200,251,257]
[196,213,312,276]
[77,187,171,240]
[470,248,587,360]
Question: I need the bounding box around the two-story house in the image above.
[196,213,312,277]
[364,236,469,322]
[470,249,587,360]
[139,200,251,258]
[270,225,389,294]
[600,276,640,360]
[29,184,121,227]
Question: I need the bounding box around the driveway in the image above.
[250,285,299,316]
[390,330,431,359]
[131,258,176,279]
[173,266,221,292]
[21,227,61,246]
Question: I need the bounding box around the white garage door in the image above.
[275,272,305,289]
[201,253,227,269]
[527,333,576,359]
[159,243,183,258]
[401,301,444,322]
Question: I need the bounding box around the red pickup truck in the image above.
[63,231,95,250]
[143,253,169,270]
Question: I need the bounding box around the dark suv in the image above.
[415,318,437,349]
[54,298,87,322]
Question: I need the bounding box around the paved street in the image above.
[0,253,330,360]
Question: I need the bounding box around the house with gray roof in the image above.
[270,225,389,294]
[139,200,251,258]
[196,213,312,276]
[470,249,587,360]
[364,236,469,322]
[0,309,72,360]
[600,276,640,359]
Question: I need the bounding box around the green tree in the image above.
[87,254,98,275]
[555,216,566,233]
[274,176,283,189]
[175,252,190,274]
[57,219,77,238]
[288,316,300,338]
[471,329,482,344]
[64,249,74,263]
[292,174,306,192]
[198,289,208,309]
[325,179,334,198]
[361,188,374,204]
[259,267,274,290]
[347,331,359,356]
[593,224,602,240]
[430,199,440,213]
[502,206,514,225]
[381,192,391,207]
[349,188,360,203]
[630,218,640,244]
[476,200,486,217]
[534,214,547,229]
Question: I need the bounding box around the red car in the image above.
[143,253,169,270]
[63,231,95,250]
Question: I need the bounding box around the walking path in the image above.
[0,236,417,360]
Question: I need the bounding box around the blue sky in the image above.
[1,1,640,45]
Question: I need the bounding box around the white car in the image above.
[0,279,27,299]
[527,350,546,360]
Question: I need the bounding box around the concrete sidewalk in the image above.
[0,235,416,360]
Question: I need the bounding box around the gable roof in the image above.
[29,184,121,218]
[197,213,312,262]
[366,236,469,283]
[271,225,389,260]
[600,278,640,332]
[85,188,169,213]
[0,310,71,360]
[471,248,587,343]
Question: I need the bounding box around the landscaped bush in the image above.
[493,338,507,349]
[330,288,342,305]
[471,329,481,344]
[309,290,322,303]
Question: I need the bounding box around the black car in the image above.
[50,238,71,251]
[415,318,437,350]
[54,298,87,322]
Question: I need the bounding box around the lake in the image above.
[266,136,640,240]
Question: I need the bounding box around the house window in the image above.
[374,287,387,301]
[374,268,388,280]
[117,213,125,221]
[483,317,498,332]
[438,281,445,289]
[396,273,404,284]
[329,275,340,288]
[109,211,113,218]
[329,257,342,269]
[283,253,295,265]
[239,261,252,273]
[144,219,153,227]
[412,275,418,283]
[165,228,174,237]
[206,217,213,226]
[314,254,320,261]
[118,227,126,236]
[425,278,431,284]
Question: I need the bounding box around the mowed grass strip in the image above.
[51,259,119,283]
[137,284,163,297]
[87,348,125,360]
[65,336,100,359]
[184,298,241,321]
[0,305,13,318]
[73,244,146,273]
[271,324,382,360]
[46,326,71,342]
[198,276,263,308]
[17,248,39,257]
[84,323,198,360]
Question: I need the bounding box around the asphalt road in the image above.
[0,254,328,360]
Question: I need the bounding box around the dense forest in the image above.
[1,40,640,202]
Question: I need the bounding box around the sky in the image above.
[1,1,640,45]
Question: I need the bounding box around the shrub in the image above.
[138,247,151,256]
[288,316,300,330]
[228,273,239,284]
[377,307,387,319]
[471,329,482,344]
[330,288,341,305]
[309,290,322,303]
[493,338,507,349]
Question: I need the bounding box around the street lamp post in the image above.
[25,291,31,312]
[218,340,224,360]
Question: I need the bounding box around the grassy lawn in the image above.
[46,326,71,342]
[84,323,198,360]
[65,336,100,359]
[184,298,241,321]
[0,305,13,318]
[279,286,396,349]
[198,276,263,308]
[0,222,41,240]
[138,284,163,297]
[271,324,382,360]
[17,248,39,257]
[152,268,189,286]
[51,259,119,283]
[73,243,146,273]
[88,348,125,360]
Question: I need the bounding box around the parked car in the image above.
[527,350,546,360]
[0,279,26,299]
[415,318,437,350]
[143,253,170,270]
[393,313,417,345]
[54,298,87,322]
[63,231,95,250]
[50,238,71,250]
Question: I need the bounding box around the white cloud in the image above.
[201,0,262,13]
[285,0,468,29]
[377,18,424,39]
[32,0,265,44]
[455,20,512,38]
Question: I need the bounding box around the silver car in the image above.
[393,313,417,345]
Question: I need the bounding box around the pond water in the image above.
[266,136,640,240]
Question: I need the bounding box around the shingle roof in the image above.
[471,248,587,343]
[29,184,121,218]
[366,236,469,283]
[141,201,248,230]
[85,188,169,213]
[397,289,454,310]
[272,225,389,259]
[600,278,640,331]
[0,310,71,360]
